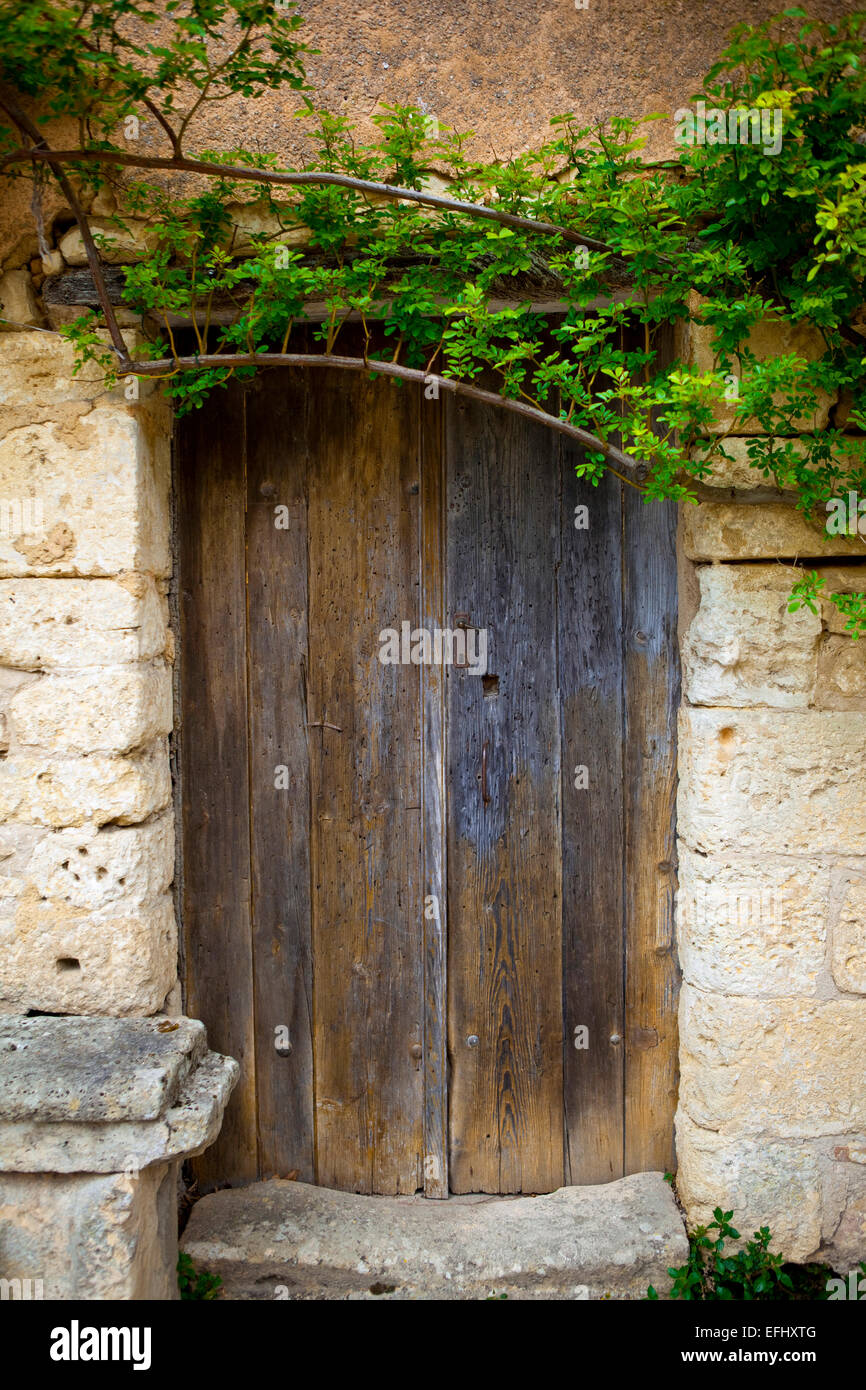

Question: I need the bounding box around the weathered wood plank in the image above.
[623,326,681,1175]
[445,393,564,1194]
[43,263,637,330]
[306,347,426,1193]
[419,388,449,1198]
[177,382,257,1190]
[559,450,626,1184]
[245,363,315,1181]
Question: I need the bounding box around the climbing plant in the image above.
[1,3,865,625]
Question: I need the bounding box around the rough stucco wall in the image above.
[144,0,865,165]
[1,0,861,267]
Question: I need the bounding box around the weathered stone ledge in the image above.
[0,1015,238,1299]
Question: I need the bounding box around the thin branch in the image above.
[141,97,183,157]
[5,145,617,255]
[0,88,130,363]
[128,350,650,485]
[279,315,294,356]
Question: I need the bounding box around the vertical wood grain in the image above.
[419,390,449,1198]
[623,324,681,1175]
[177,382,257,1189]
[445,393,564,1194]
[245,365,315,1181]
[559,448,626,1184]
[306,357,426,1193]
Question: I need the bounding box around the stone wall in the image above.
[0,333,177,1017]
[1,298,865,1279]
[674,314,866,1267]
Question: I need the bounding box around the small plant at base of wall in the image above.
[177,1252,222,1302]
[647,1208,865,1301]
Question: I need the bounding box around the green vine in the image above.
[1,3,865,626]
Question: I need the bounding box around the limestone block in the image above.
[819,566,866,634]
[0,811,171,911]
[56,226,88,266]
[0,823,45,901]
[0,333,105,414]
[679,293,835,434]
[678,706,866,855]
[8,664,172,755]
[40,250,64,279]
[0,667,38,755]
[678,983,866,1139]
[0,577,168,669]
[691,436,796,491]
[675,1112,822,1262]
[162,978,183,1017]
[677,845,827,997]
[682,500,865,562]
[0,1162,178,1299]
[59,220,161,266]
[682,564,820,707]
[0,403,170,578]
[26,813,173,910]
[0,269,43,330]
[691,436,863,492]
[0,741,171,828]
[0,892,177,1015]
[0,1015,237,1167]
[43,301,143,332]
[818,1154,866,1274]
[815,634,866,710]
[224,200,313,254]
[90,187,118,216]
[833,873,866,995]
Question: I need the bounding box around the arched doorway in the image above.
[176,341,679,1195]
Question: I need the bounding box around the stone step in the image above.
[181,1170,687,1300]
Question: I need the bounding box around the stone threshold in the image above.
[181,1170,687,1300]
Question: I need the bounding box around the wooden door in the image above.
[177,360,679,1196]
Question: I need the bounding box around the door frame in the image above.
[172,321,681,1196]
